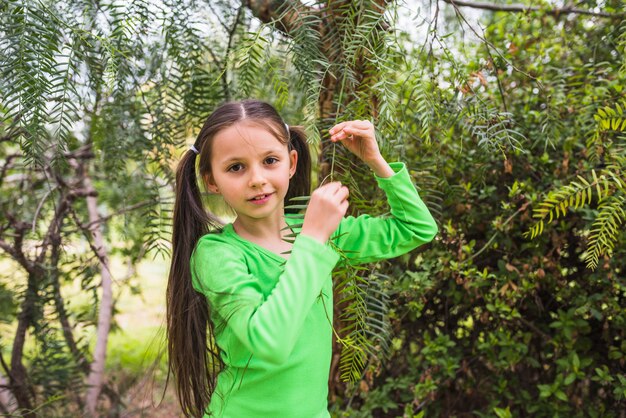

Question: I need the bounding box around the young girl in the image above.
[167,99,438,418]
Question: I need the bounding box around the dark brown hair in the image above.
[166,100,311,417]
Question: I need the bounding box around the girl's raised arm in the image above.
[327,120,438,264]
[331,161,438,265]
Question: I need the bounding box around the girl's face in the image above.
[205,122,297,225]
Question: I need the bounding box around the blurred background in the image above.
[0,0,624,416]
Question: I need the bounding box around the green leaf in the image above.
[554,390,568,402]
[572,352,580,372]
[493,406,512,418]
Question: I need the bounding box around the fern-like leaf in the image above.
[525,170,606,239]
[585,195,625,270]
[527,100,626,268]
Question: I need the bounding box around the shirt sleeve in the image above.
[191,233,340,365]
[331,161,438,265]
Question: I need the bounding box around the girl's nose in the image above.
[248,166,268,188]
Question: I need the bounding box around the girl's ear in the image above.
[204,173,220,194]
[288,149,298,178]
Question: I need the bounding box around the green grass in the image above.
[106,326,167,376]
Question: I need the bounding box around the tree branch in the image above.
[447,0,542,86]
[31,185,59,234]
[83,200,154,230]
[245,0,314,36]
[35,192,71,265]
[1,213,35,273]
[219,3,245,102]
[82,170,114,417]
[0,154,19,186]
[206,1,230,32]
[0,238,18,261]
[0,354,12,385]
[443,0,625,18]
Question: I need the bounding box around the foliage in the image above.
[2,0,626,416]
[336,1,626,416]
[526,100,626,269]
[0,0,240,414]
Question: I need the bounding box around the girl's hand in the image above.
[329,120,382,164]
[300,181,349,244]
[329,120,395,177]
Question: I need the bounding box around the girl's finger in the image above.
[341,126,372,136]
[349,120,373,129]
[330,131,349,142]
[318,181,343,194]
[330,127,367,141]
[334,185,349,199]
[329,120,369,132]
[329,122,349,135]
[330,119,373,132]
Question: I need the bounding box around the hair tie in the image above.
[189,144,200,155]
[284,123,289,135]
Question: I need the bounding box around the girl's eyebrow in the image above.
[222,149,282,165]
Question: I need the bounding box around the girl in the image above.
[167,99,438,418]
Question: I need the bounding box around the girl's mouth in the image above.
[249,193,273,204]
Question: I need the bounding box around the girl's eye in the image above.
[228,164,243,172]
[265,157,278,164]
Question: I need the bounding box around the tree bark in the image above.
[245,0,313,35]
[9,272,38,418]
[83,172,114,417]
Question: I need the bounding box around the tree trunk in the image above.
[9,273,38,418]
[83,172,114,417]
[50,242,87,409]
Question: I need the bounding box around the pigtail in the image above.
[167,149,222,418]
[285,125,311,212]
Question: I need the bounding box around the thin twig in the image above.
[461,201,529,265]
[222,4,245,101]
[443,0,625,19]
[68,209,118,286]
[517,316,552,341]
[0,352,12,381]
[0,154,19,185]
[447,0,544,88]
[483,41,508,113]
[31,185,59,234]
[81,200,154,230]
[206,1,230,32]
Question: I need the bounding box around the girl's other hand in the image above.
[300,182,349,244]
[329,120,382,164]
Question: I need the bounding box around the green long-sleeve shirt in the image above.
[191,162,438,418]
